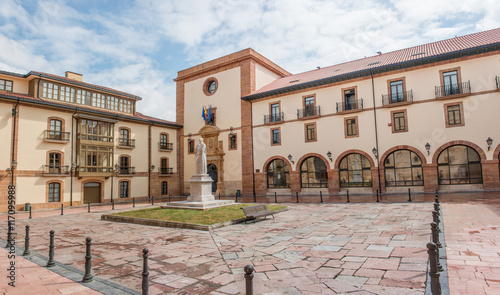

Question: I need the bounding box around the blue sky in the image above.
[1,0,499,121]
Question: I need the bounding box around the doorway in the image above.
[84,182,101,203]
[207,164,218,193]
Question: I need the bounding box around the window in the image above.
[390,80,404,103]
[161,181,168,195]
[160,158,170,174]
[384,150,423,186]
[0,79,13,91]
[344,88,356,110]
[78,119,114,142]
[392,110,408,132]
[188,139,195,154]
[270,103,281,122]
[437,145,482,184]
[76,90,92,105]
[48,152,61,174]
[48,182,61,202]
[42,82,59,100]
[119,128,132,146]
[60,86,75,102]
[300,157,328,188]
[444,102,464,128]
[203,77,218,96]
[208,81,217,93]
[345,117,358,137]
[159,133,171,150]
[271,128,280,145]
[229,134,237,150]
[119,181,129,198]
[305,123,316,142]
[304,95,315,117]
[48,119,63,140]
[339,153,372,187]
[267,159,290,188]
[119,156,130,174]
[443,70,459,96]
[92,93,105,108]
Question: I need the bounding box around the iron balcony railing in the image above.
[42,165,70,175]
[264,112,285,124]
[159,142,173,151]
[382,90,413,105]
[336,99,363,112]
[435,81,471,98]
[159,167,173,175]
[118,138,136,147]
[44,130,70,141]
[496,76,500,89]
[118,166,135,175]
[297,106,320,119]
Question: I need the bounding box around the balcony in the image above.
[159,167,173,175]
[117,166,135,175]
[435,81,471,99]
[43,130,70,143]
[336,99,363,113]
[117,138,135,149]
[382,90,413,107]
[76,166,114,177]
[297,106,320,119]
[158,142,173,151]
[264,112,285,124]
[42,165,70,176]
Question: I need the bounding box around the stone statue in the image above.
[195,138,207,175]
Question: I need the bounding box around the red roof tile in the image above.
[249,28,500,97]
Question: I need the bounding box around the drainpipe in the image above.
[250,99,256,195]
[11,99,20,185]
[370,71,382,195]
[148,123,152,200]
[70,108,78,206]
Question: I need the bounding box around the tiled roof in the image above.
[246,28,500,99]
[0,70,142,100]
[0,91,181,128]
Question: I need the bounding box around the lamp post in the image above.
[111,164,118,201]
[372,147,381,197]
[70,162,77,206]
[425,143,431,155]
[10,160,17,185]
[327,151,332,162]
[487,137,493,151]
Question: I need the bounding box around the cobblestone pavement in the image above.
[1,202,434,294]
[442,202,500,295]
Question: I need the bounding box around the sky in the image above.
[1,0,499,122]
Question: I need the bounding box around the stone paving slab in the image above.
[0,202,436,294]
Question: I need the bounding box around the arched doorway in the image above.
[207,164,218,193]
[83,182,101,203]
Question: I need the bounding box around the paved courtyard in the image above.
[0,197,499,294]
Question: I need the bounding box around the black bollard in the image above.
[408,188,412,202]
[29,205,32,219]
[427,242,442,295]
[253,193,256,203]
[142,248,149,295]
[347,190,350,203]
[219,193,221,200]
[432,210,441,233]
[22,225,30,256]
[434,203,440,215]
[46,230,55,267]
[88,202,90,213]
[61,204,64,215]
[320,191,323,203]
[235,193,238,203]
[296,192,299,203]
[152,196,154,205]
[112,198,115,210]
[244,265,254,295]
[82,237,93,282]
[133,197,136,208]
[376,189,380,202]
[435,189,440,204]
[274,192,277,203]
[431,222,443,272]
[168,194,171,203]
[5,220,12,248]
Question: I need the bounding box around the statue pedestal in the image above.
[187,174,215,202]
[161,174,234,210]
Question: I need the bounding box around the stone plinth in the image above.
[187,174,215,202]
[161,174,234,210]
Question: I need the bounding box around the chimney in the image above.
[65,71,83,81]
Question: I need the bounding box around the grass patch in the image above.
[112,204,287,225]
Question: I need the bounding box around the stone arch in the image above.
[492,143,500,162]
[432,140,486,164]
[334,149,375,169]
[262,156,293,172]
[380,145,427,167]
[297,153,331,171]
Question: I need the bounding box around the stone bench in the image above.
[241,204,274,223]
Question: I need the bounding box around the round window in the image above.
[203,77,218,96]
[208,81,217,94]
